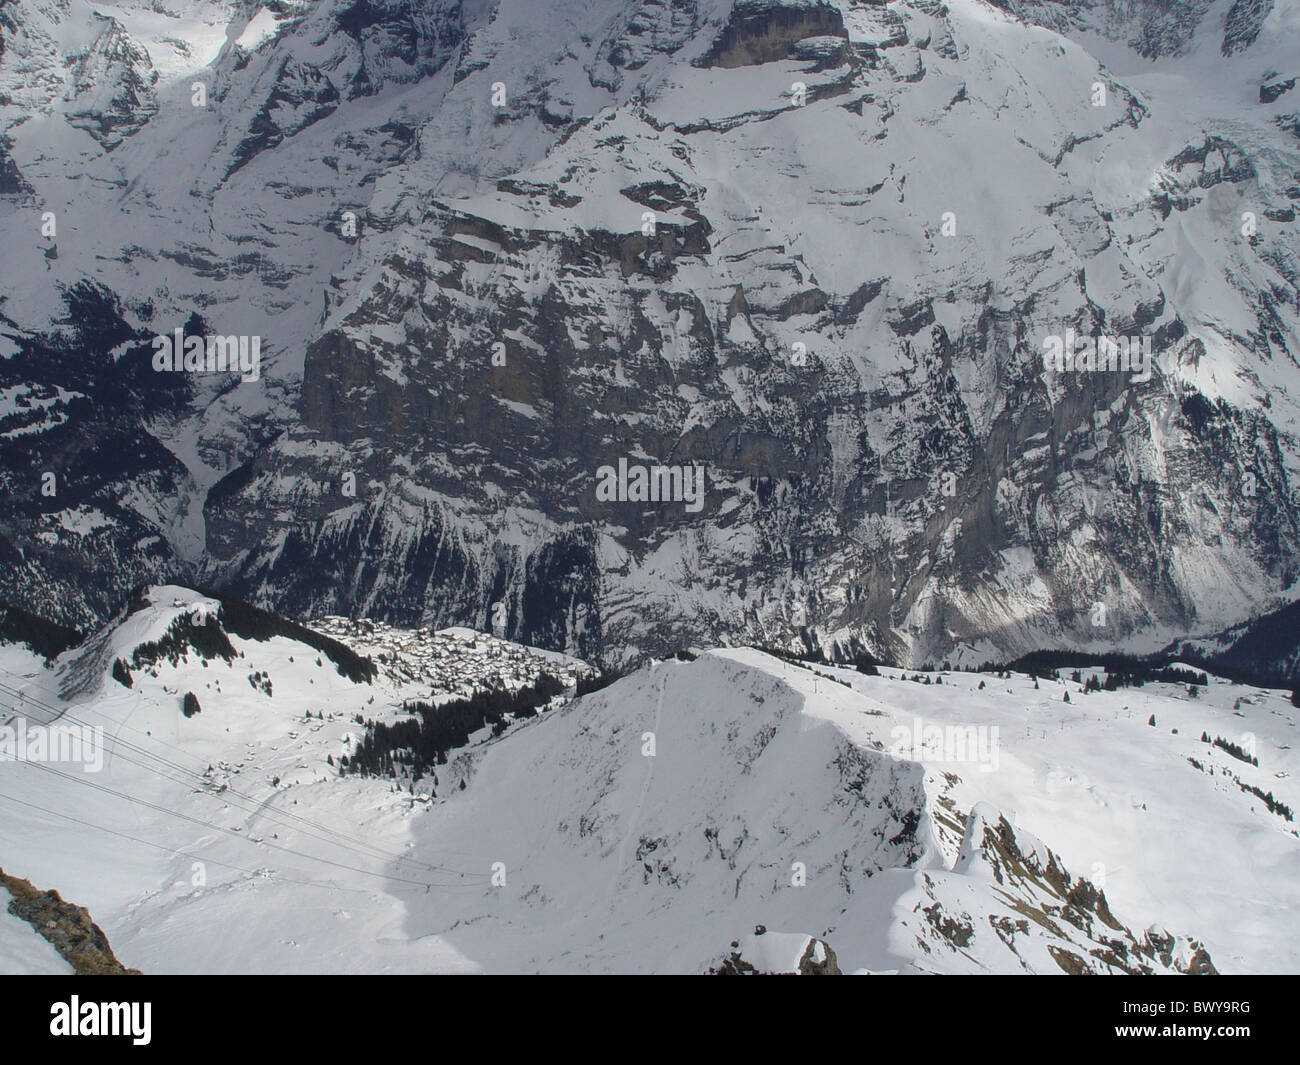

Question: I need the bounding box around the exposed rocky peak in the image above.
[205,0,467,150]
[61,12,159,147]
[225,55,341,177]
[598,0,703,77]
[1261,74,1295,104]
[1223,0,1274,56]
[916,804,1220,974]
[985,0,1287,61]
[0,2,74,112]
[983,0,1218,59]
[331,0,468,99]
[1153,135,1257,218]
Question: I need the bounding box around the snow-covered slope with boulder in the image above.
[1,587,1295,972]
[0,884,74,974]
[1,0,1298,669]
[0,866,137,974]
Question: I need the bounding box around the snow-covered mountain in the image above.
[2,585,1295,973]
[1,0,1298,669]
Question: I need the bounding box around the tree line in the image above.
[342,673,568,787]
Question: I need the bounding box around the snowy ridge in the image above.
[2,590,1295,972]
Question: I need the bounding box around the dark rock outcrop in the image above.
[1,868,140,975]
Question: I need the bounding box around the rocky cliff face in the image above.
[1,868,140,974]
[1,0,1298,667]
[933,807,1217,975]
[985,0,1219,59]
